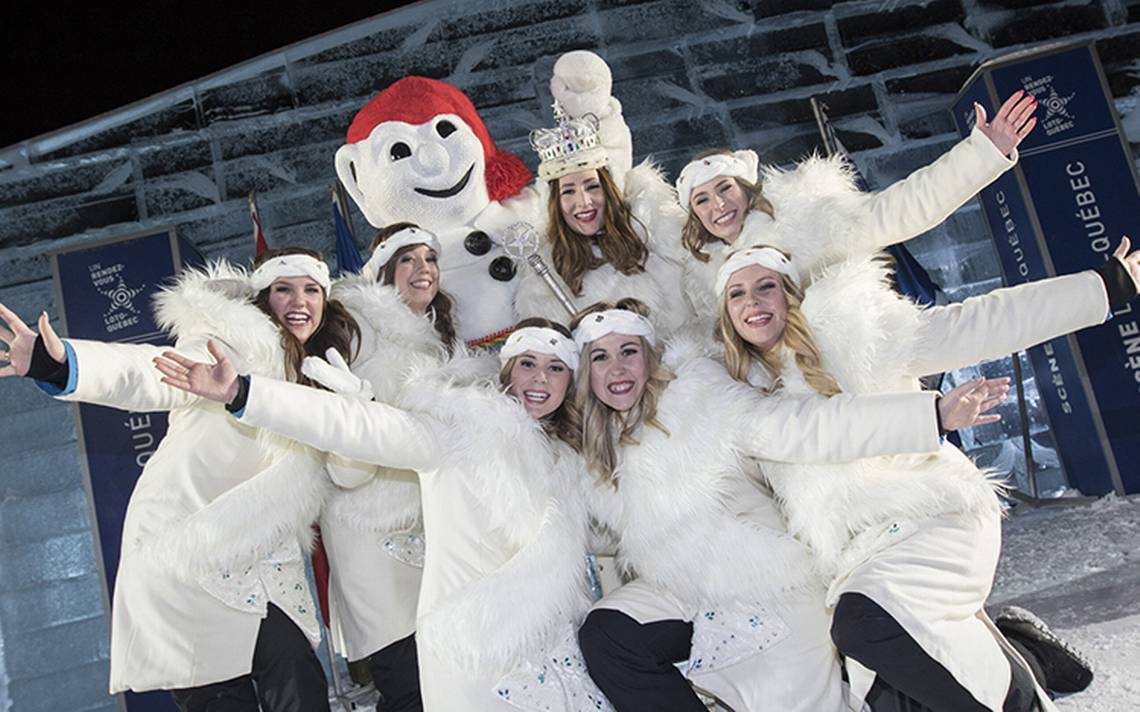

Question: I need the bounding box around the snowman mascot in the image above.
[334,51,632,348]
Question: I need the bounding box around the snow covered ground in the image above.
[991,494,1140,710]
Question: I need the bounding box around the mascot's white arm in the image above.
[239,376,439,473]
[551,50,632,181]
[859,126,1015,250]
[908,270,1109,378]
[47,338,204,412]
[732,380,942,462]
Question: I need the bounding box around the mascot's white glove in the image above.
[552,50,614,117]
[302,348,374,401]
[551,50,632,189]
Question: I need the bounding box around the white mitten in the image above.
[302,348,374,401]
[551,50,614,118]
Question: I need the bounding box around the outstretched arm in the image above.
[0,303,199,412]
[858,91,1036,251]
[735,378,1007,463]
[155,346,439,472]
[909,238,1139,377]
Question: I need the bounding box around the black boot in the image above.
[994,606,1093,694]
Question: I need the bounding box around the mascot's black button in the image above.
[464,231,492,256]
[489,256,516,282]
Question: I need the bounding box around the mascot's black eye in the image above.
[390,142,412,161]
[436,120,457,138]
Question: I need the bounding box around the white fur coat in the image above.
[592,348,823,608]
[142,262,329,578]
[393,359,593,676]
[754,257,1003,578]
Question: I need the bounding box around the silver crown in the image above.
[529,102,601,163]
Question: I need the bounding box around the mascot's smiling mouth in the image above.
[414,165,474,198]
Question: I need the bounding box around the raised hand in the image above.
[975,90,1037,157]
[153,340,240,404]
[1112,236,1140,289]
[0,304,65,378]
[939,377,1011,432]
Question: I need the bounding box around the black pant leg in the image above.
[170,675,259,712]
[250,603,331,712]
[367,633,423,712]
[832,593,1037,712]
[578,608,706,712]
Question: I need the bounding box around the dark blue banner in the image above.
[954,41,1140,495]
[52,228,202,712]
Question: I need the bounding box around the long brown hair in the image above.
[497,317,582,451]
[681,149,776,263]
[546,167,649,295]
[252,247,361,385]
[370,222,458,353]
[570,298,674,485]
[715,259,840,395]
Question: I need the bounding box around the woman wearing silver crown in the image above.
[675,91,1038,325]
[569,299,1009,712]
[709,238,1140,710]
[0,249,361,711]
[316,222,485,712]
[152,318,614,712]
[514,99,692,337]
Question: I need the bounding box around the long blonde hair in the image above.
[570,298,675,485]
[546,167,648,295]
[716,266,840,396]
[497,318,583,451]
[681,149,775,263]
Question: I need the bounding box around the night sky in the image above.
[1,2,410,150]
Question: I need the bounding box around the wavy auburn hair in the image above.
[681,149,776,263]
[570,298,674,485]
[252,247,361,386]
[497,317,583,451]
[370,222,457,354]
[546,167,649,295]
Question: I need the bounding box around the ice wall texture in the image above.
[1,0,1139,709]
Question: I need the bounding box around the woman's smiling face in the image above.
[558,169,606,236]
[508,350,572,419]
[587,332,648,412]
[690,175,749,243]
[267,276,325,344]
[724,264,788,351]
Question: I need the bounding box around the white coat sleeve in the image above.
[734,390,941,463]
[858,126,1014,250]
[909,270,1110,377]
[46,338,202,412]
[240,375,439,472]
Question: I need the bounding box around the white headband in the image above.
[251,254,331,292]
[675,150,760,212]
[499,327,580,372]
[573,309,656,351]
[715,247,799,297]
[363,226,442,280]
